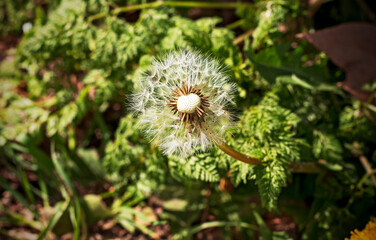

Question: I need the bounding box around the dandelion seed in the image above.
[130,50,260,165]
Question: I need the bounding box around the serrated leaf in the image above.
[255,162,288,210]
[182,155,220,182]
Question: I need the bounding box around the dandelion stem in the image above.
[199,122,328,173]
[216,141,326,173]
[199,122,261,166]
[215,140,262,165]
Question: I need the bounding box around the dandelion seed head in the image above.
[130,50,236,157]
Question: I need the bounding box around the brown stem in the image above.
[199,122,326,173]
[215,140,262,165]
[199,122,261,165]
[359,155,376,187]
[289,162,325,174]
[233,29,254,45]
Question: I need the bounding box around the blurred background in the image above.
[1,0,376,239]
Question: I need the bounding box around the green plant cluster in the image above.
[0,0,35,34]
[1,0,375,239]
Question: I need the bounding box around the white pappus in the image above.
[129,50,237,157]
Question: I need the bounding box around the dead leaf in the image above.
[300,22,376,102]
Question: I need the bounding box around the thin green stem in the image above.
[113,1,252,15]
[0,203,43,230]
[357,169,376,189]
[359,155,376,187]
[233,29,254,45]
[112,1,162,15]
[89,1,253,22]
[87,12,107,22]
[226,19,245,29]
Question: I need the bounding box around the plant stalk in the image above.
[199,122,326,173]
[215,140,262,165]
[233,29,254,45]
[359,155,376,187]
[113,1,252,15]
[89,1,253,22]
[288,162,325,174]
[199,122,262,166]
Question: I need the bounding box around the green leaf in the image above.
[272,231,293,240]
[11,143,54,179]
[252,2,288,49]
[277,75,315,90]
[70,198,82,240]
[169,153,220,182]
[77,148,104,178]
[162,199,189,211]
[0,204,42,230]
[19,168,36,204]
[172,221,256,240]
[277,74,342,93]
[230,161,255,186]
[313,130,343,163]
[246,45,343,95]
[118,218,136,233]
[253,211,273,240]
[255,162,288,210]
[51,142,75,194]
[81,194,112,224]
[116,206,155,237]
[228,93,300,209]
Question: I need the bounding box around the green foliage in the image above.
[312,130,342,163]
[104,115,167,195]
[0,78,48,143]
[1,0,376,239]
[0,0,37,35]
[339,102,376,143]
[229,94,301,209]
[251,1,289,49]
[168,153,221,182]
[237,0,299,50]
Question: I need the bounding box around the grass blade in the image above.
[0,203,43,230]
[37,200,70,240]
[19,168,36,204]
[0,176,39,219]
[50,142,75,194]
